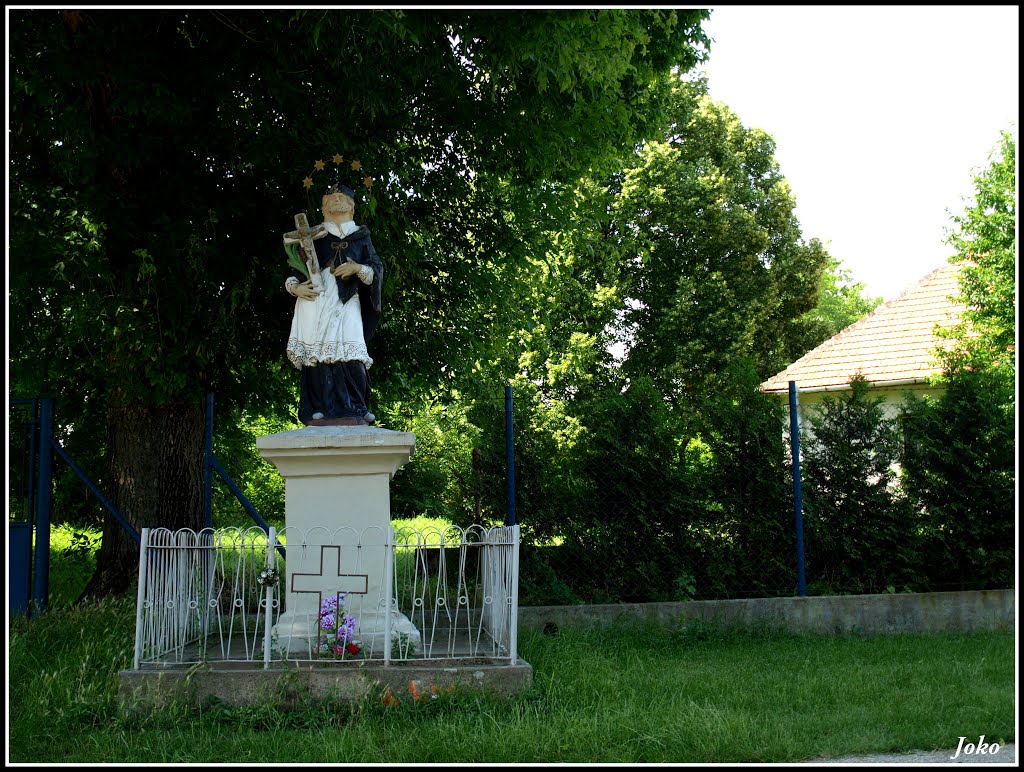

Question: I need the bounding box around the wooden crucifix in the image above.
[282,212,327,276]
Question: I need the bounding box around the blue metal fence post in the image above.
[203,393,214,530]
[33,398,55,614]
[788,381,807,596]
[505,385,517,527]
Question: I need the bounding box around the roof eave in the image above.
[761,377,936,395]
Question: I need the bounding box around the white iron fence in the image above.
[132,524,520,669]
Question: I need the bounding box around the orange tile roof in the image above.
[761,261,967,394]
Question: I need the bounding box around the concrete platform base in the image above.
[118,659,533,709]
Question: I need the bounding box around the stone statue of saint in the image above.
[282,181,383,425]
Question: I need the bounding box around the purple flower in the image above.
[320,593,345,613]
[335,614,358,643]
[319,612,336,630]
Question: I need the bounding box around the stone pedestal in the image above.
[256,425,417,656]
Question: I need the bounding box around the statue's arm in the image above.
[364,237,384,312]
[289,279,321,301]
[285,248,320,300]
[285,258,315,298]
[365,237,383,280]
[335,236,382,284]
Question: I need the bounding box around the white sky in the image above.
[697,5,1019,301]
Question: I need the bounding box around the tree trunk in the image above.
[78,392,204,601]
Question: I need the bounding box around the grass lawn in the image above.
[8,592,1014,764]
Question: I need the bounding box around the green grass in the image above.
[45,523,103,607]
[8,597,1014,764]
[391,515,453,532]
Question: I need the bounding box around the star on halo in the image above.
[350,160,362,171]
[332,153,344,165]
[314,159,326,171]
[302,177,314,189]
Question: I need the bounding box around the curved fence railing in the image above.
[132,524,520,670]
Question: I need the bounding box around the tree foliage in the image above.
[897,131,1016,592]
[939,130,1016,382]
[785,256,882,362]
[9,8,710,408]
[700,360,794,597]
[613,78,831,415]
[899,371,1014,590]
[386,71,870,603]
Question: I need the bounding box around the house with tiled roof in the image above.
[761,261,967,423]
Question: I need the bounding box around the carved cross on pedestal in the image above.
[282,213,327,276]
[290,545,370,613]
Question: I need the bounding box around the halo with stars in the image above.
[301,153,374,194]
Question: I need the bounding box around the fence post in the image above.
[509,524,520,665]
[203,393,214,530]
[383,525,394,665]
[32,398,55,615]
[505,385,516,527]
[264,527,276,668]
[788,381,807,597]
[133,527,151,670]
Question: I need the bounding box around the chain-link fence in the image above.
[382,379,1015,607]
[492,389,799,605]
[382,387,799,605]
[26,374,1009,612]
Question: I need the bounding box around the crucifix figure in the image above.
[282,212,327,277]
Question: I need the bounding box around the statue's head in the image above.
[322,183,355,219]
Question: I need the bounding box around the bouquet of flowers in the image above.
[256,567,279,588]
[317,593,361,658]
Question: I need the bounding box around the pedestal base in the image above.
[257,425,418,659]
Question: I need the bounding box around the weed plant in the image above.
[8,596,1014,764]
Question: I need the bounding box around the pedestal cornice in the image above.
[256,425,416,478]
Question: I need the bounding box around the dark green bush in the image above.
[900,368,1015,591]
[800,376,924,595]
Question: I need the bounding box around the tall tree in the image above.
[939,130,1016,382]
[9,9,710,595]
[612,76,830,417]
[899,131,1016,592]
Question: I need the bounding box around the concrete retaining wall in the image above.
[519,589,1015,636]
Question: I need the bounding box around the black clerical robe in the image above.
[288,224,384,424]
